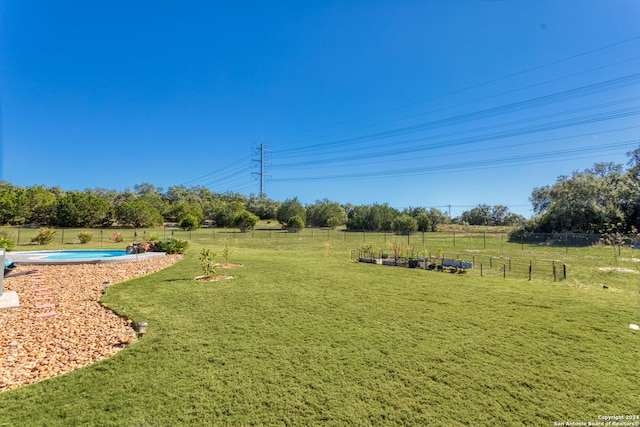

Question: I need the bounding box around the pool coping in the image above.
[8,250,168,265]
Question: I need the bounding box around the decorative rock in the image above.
[0,254,182,392]
[35,312,58,318]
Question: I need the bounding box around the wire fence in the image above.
[6,226,640,282]
[3,226,638,249]
[353,248,567,282]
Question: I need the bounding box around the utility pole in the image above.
[251,143,271,196]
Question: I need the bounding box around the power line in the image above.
[273,140,639,182]
[265,35,640,147]
[273,97,640,170]
[274,73,640,158]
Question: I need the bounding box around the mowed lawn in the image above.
[0,231,639,426]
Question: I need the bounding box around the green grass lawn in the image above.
[1,229,639,426]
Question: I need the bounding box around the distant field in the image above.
[1,228,639,426]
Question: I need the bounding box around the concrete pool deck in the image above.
[9,250,168,265]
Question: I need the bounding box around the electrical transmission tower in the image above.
[251,143,271,196]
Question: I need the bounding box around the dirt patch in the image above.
[214,263,243,268]
[0,254,182,392]
[194,275,233,281]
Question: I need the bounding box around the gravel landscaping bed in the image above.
[0,254,182,392]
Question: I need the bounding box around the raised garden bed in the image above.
[358,255,472,271]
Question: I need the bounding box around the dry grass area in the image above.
[0,255,182,392]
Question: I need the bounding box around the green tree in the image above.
[179,214,200,231]
[528,163,627,232]
[427,208,449,232]
[247,194,280,220]
[116,200,164,227]
[129,183,169,219]
[26,185,57,225]
[402,207,432,232]
[346,204,371,230]
[0,182,31,225]
[0,183,19,225]
[233,210,259,230]
[368,203,398,231]
[306,199,347,228]
[460,204,492,226]
[391,213,418,234]
[287,215,305,232]
[175,201,204,230]
[277,197,306,227]
[215,201,245,228]
[55,191,111,227]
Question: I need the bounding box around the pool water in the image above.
[9,249,166,265]
[34,250,128,260]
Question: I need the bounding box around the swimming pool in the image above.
[9,250,166,265]
[36,250,128,260]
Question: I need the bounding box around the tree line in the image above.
[0,182,525,232]
[515,147,640,235]
[11,144,637,233]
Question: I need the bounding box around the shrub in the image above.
[233,210,259,231]
[155,238,188,254]
[198,248,217,276]
[77,232,93,244]
[287,215,305,232]
[220,238,237,264]
[0,231,15,250]
[179,214,200,231]
[111,232,124,243]
[30,227,56,245]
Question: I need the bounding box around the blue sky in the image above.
[2,1,640,218]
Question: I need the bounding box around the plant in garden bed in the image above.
[77,232,93,244]
[389,238,408,265]
[219,238,239,266]
[358,243,379,262]
[111,232,124,243]
[199,248,217,277]
[196,247,233,281]
[155,237,188,254]
[30,227,56,245]
[0,230,15,250]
